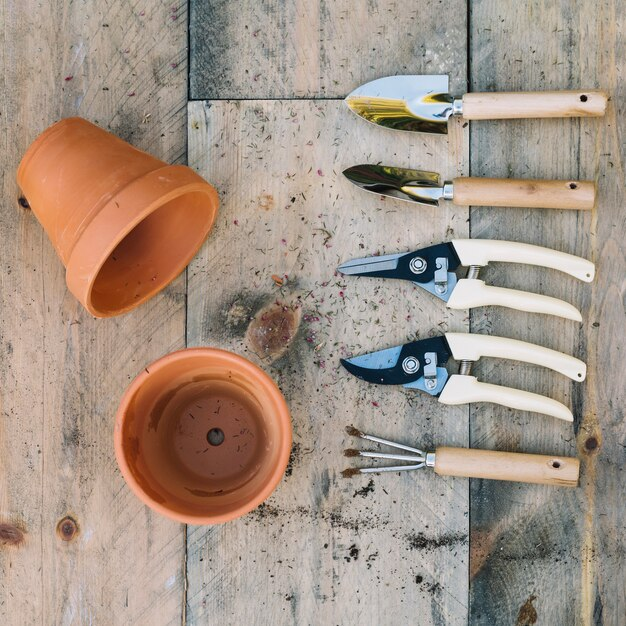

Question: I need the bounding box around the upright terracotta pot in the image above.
[17,117,219,317]
[114,348,292,524]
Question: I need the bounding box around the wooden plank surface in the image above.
[2,1,624,624]
[185,100,469,625]
[469,2,626,624]
[190,0,468,99]
[0,1,188,624]
[188,4,471,622]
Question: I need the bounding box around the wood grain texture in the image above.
[189,0,467,99]
[469,1,625,624]
[186,99,469,625]
[0,1,188,624]
[2,1,623,624]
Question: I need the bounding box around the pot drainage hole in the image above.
[207,428,225,446]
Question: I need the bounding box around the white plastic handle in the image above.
[451,239,595,282]
[438,375,573,422]
[446,279,582,322]
[444,332,586,381]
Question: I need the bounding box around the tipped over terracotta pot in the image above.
[114,348,292,524]
[17,117,219,317]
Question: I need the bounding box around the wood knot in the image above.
[257,193,275,211]
[57,516,79,541]
[17,196,30,209]
[584,436,600,453]
[246,301,301,362]
[516,594,538,626]
[0,522,26,547]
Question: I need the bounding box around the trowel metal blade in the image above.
[345,75,453,134]
[343,164,443,206]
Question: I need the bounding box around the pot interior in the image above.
[90,191,214,315]
[119,353,287,520]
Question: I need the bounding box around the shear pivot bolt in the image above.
[409,257,427,274]
[402,356,420,374]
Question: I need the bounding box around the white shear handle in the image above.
[438,375,573,422]
[451,239,595,282]
[447,279,582,322]
[444,332,586,381]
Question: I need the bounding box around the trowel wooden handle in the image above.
[434,447,579,487]
[453,177,595,210]
[462,90,607,119]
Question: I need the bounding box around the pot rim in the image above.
[65,164,218,317]
[114,347,293,524]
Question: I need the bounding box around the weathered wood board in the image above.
[1,0,624,624]
[0,1,188,624]
[190,0,468,99]
[185,100,469,625]
[469,2,626,625]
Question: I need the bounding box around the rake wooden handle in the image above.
[434,447,580,487]
[452,177,596,209]
[462,90,607,119]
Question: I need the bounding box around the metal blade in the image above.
[345,75,453,134]
[343,344,403,374]
[338,251,404,276]
[337,242,461,304]
[343,164,444,206]
[340,336,452,396]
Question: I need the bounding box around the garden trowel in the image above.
[345,74,607,134]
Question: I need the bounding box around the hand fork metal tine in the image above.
[344,426,427,474]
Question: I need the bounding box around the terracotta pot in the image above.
[17,117,219,317]
[114,348,292,524]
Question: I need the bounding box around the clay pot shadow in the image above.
[17,117,219,317]
[114,348,292,524]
